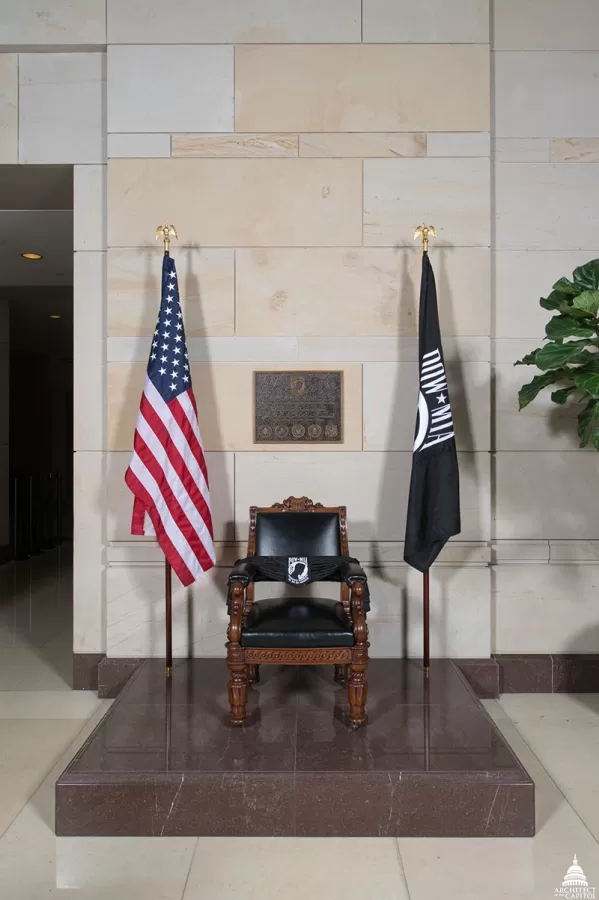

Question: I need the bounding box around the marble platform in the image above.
[55,658,534,837]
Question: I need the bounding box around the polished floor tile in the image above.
[0,690,102,719]
[0,719,89,837]
[498,693,599,843]
[185,838,408,900]
[0,704,197,900]
[0,550,74,690]
[397,701,599,900]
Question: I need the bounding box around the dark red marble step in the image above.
[56,658,534,837]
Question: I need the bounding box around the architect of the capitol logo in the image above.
[554,856,596,899]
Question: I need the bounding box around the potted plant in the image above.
[517,259,599,448]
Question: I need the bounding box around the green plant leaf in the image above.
[552,277,583,296]
[573,259,599,291]
[572,290,599,316]
[545,315,595,340]
[551,386,577,405]
[558,302,595,319]
[574,369,599,398]
[577,399,598,447]
[514,349,542,366]
[535,341,591,371]
[593,425,599,451]
[518,369,568,410]
[540,289,572,310]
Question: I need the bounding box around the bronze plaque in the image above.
[254,371,342,443]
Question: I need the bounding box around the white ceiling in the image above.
[0,165,73,286]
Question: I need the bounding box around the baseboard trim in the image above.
[77,654,599,699]
[73,653,106,691]
[97,658,144,698]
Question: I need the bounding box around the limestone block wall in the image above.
[102,2,492,660]
[492,1,599,655]
[0,1,598,660]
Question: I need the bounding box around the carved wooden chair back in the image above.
[245,496,350,612]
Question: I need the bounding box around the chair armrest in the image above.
[228,558,257,586]
[338,559,367,584]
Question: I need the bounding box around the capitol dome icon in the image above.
[562,856,589,888]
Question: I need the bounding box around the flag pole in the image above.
[414,224,436,678]
[156,223,179,678]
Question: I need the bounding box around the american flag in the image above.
[125,254,215,586]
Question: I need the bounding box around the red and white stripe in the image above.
[125,376,215,586]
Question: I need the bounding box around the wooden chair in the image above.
[226,496,369,728]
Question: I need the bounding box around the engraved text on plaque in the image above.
[254,371,342,443]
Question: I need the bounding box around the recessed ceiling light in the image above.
[22,252,43,260]
[49,314,61,319]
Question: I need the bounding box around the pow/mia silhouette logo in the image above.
[287,557,309,585]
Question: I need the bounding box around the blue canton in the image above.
[148,255,191,402]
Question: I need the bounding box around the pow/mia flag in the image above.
[404,253,461,573]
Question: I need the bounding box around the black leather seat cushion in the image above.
[255,512,341,557]
[241,597,354,648]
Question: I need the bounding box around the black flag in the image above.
[404,253,461,572]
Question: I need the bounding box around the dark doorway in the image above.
[0,165,73,688]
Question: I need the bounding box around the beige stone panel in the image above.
[493,138,550,163]
[107,45,233,134]
[106,450,234,542]
[299,133,426,158]
[107,362,362,452]
[363,0,489,43]
[0,55,17,164]
[234,451,490,541]
[0,0,106,44]
[107,564,230,658]
[107,0,361,44]
[74,165,106,252]
[495,452,599,539]
[74,252,105,452]
[364,157,490,246]
[426,132,490,158]
[363,361,490,452]
[552,139,599,162]
[18,53,105,164]
[494,0,599,50]
[495,51,599,138]
[108,158,362,247]
[366,567,490,658]
[298,336,490,363]
[107,248,234,337]
[235,45,490,133]
[107,133,171,158]
[172,133,297,158]
[494,250,599,338]
[108,335,298,364]
[496,164,599,250]
[236,247,490,337]
[495,361,591,452]
[495,565,599,654]
[73,451,105,653]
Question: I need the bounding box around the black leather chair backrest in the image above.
[254,512,341,557]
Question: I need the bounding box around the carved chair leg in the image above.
[334,664,348,685]
[247,664,260,684]
[348,660,368,728]
[227,648,249,726]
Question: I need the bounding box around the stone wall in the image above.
[1,1,598,659]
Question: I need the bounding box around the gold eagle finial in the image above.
[155,224,178,253]
[414,224,436,253]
